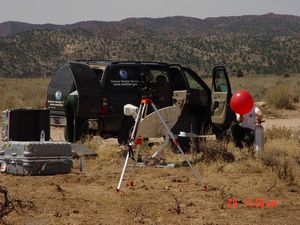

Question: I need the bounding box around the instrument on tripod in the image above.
[116,79,203,191]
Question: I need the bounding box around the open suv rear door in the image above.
[47,62,101,118]
[69,62,101,118]
[211,66,235,132]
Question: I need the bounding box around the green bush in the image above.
[266,84,294,109]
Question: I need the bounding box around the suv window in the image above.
[108,66,141,90]
[148,67,173,108]
[51,64,74,89]
[183,70,205,91]
[149,68,170,83]
[169,67,187,90]
[214,70,228,92]
[89,65,107,81]
[92,69,103,80]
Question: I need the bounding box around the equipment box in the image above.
[2,108,50,142]
[0,141,72,176]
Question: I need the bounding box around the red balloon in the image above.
[230,90,254,115]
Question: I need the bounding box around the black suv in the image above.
[47,60,234,143]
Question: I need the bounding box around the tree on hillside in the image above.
[237,69,244,77]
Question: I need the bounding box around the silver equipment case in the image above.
[0,141,72,176]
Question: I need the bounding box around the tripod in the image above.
[116,97,203,192]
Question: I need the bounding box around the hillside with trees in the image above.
[0,13,299,77]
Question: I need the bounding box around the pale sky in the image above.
[1,0,300,24]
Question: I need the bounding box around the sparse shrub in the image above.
[0,186,35,220]
[292,95,299,103]
[265,84,294,109]
[265,126,300,144]
[261,152,294,182]
[265,126,293,140]
[198,140,235,163]
[237,69,244,77]
[292,129,300,145]
[295,156,300,167]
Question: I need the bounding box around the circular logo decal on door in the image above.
[55,90,62,101]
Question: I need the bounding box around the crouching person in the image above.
[231,105,263,149]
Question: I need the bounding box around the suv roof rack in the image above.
[110,61,169,65]
[73,60,180,66]
[74,60,113,65]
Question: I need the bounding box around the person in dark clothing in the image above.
[64,90,85,143]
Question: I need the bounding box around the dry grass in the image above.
[266,83,294,109]
[1,75,300,112]
[85,133,300,189]
[0,128,299,224]
[205,73,300,104]
[0,78,50,112]
[1,76,300,224]
[265,126,294,140]
[265,126,300,144]
[261,144,297,183]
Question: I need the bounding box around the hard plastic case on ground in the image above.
[0,141,72,175]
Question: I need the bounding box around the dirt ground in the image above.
[1,118,300,225]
